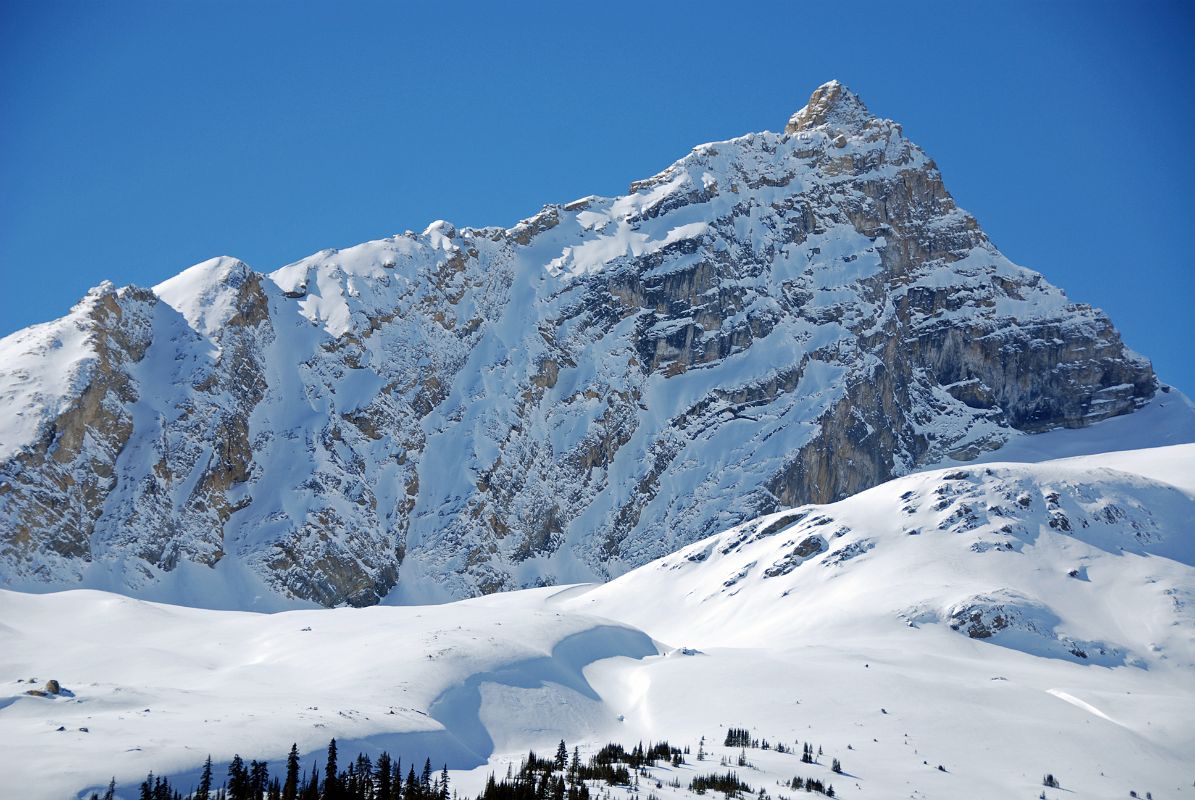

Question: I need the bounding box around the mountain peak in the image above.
[154,256,256,335]
[785,80,873,135]
[0,79,1164,610]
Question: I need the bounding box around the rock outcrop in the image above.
[0,81,1157,606]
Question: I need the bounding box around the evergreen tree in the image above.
[422,758,433,790]
[406,765,420,800]
[303,764,320,800]
[325,739,340,800]
[275,744,299,800]
[195,756,214,800]
[228,755,250,800]
[103,777,117,800]
[139,773,154,800]
[555,741,568,771]
[377,753,393,800]
[440,765,451,800]
[356,753,375,800]
[251,759,270,797]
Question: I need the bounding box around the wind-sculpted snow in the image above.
[427,626,658,765]
[0,80,1168,606]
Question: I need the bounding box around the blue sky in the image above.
[2,1,1193,391]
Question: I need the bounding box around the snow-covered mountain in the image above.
[3,444,1192,799]
[0,81,1179,607]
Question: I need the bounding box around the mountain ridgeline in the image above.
[0,81,1156,607]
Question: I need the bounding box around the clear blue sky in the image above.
[2,1,1193,392]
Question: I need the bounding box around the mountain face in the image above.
[0,81,1158,607]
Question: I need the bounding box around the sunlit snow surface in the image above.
[2,444,1193,799]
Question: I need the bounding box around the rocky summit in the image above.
[0,81,1157,607]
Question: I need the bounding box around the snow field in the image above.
[2,445,1193,798]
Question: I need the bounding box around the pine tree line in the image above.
[721,728,789,754]
[591,741,683,770]
[723,729,752,749]
[688,771,752,798]
[88,736,692,800]
[91,739,451,800]
[785,776,835,797]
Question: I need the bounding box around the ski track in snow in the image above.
[1045,688,1123,727]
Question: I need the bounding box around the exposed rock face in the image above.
[0,81,1156,606]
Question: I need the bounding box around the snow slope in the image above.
[571,444,1195,657]
[0,587,657,798]
[2,444,1192,799]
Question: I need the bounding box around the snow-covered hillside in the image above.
[3,444,1192,799]
[570,444,1195,659]
[0,81,1171,608]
